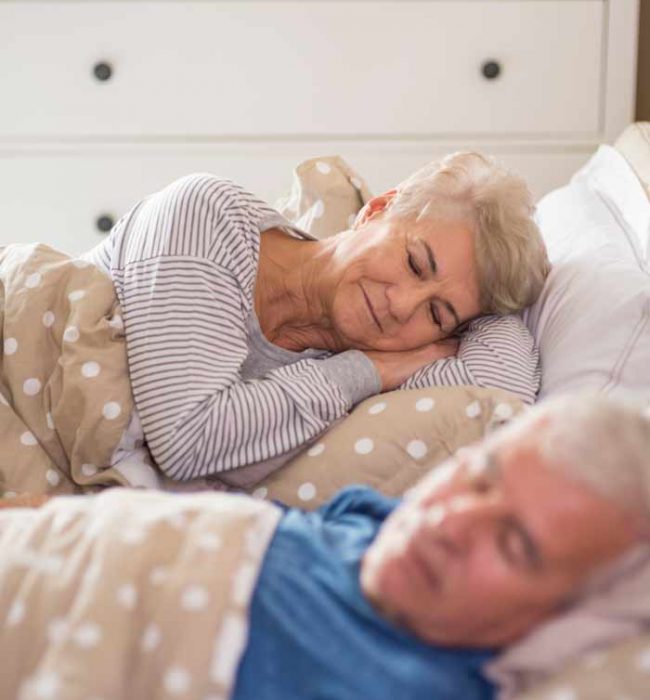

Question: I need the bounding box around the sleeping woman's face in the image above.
[322,196,482,352]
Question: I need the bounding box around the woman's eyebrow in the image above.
[419,239,461,328]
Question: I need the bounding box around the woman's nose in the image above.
[385,281,432,324]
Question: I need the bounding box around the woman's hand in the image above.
[364,338,459,392]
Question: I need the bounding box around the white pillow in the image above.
[523,146,650,402]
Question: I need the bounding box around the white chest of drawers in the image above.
[0,0,639,254]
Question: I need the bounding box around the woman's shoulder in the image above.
[100,173,282,277]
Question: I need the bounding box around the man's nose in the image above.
[426,494,506,555]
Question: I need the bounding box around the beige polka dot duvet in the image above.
[0,243,136,495]
[0,487,281,700]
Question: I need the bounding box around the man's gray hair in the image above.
[386,151,550,316]
[486,394,650,697]
[519,394,650,522]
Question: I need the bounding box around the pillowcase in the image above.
[274,155,373,239]
[615,121,650,202]
[523,145,650,402]
[246,385,523,509]
[513,632,650,700]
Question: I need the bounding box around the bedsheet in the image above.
[0,243,142,494]
[0,487,281,700]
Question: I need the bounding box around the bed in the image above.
[1,123,649,700]
[240,123,650,700]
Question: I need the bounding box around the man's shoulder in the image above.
[317,485,400,522]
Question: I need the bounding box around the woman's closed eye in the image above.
[429,302,441,327]
[408,252,442,328]
[407,252,421,277]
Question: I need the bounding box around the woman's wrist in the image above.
[318,350,382,404]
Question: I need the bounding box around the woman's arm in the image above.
[399,315,541,405]
[96,174,381,481]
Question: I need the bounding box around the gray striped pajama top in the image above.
[83,173,540,481]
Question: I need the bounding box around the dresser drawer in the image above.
[0,145,591,255]
[0,1,603,138]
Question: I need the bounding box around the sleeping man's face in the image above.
[360,420,640,648]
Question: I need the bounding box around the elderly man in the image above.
[1,395,648,700]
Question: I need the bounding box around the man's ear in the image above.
[353,189,398,228]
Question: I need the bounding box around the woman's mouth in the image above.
[360,284,383,331]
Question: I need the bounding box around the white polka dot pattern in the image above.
[7,599,26,626]
[406,439,428,460]
[354,437,374,454]
[297,482,316,501]
[25,272,42,289]
[63,325,80,342]
[465,401,481,418]
[24,671,60,700]
[81,361,101,378]
[306,442,325,457]
[546,688,578,700]
[116,583,137,609]
[415,397,435,412]
[23,378,42,396]
[48,618,69,644]
[164,666,191,695]
[251,486,268,500]
[493,402,514,420]
[72,622,102,648]
[315,161,331,175]
[42,311,55,327]
[119,528,146,546]
[67,289,86,302]
[20,431,38,446]
[109,314,124,330]
[81,463,98,477]
[368,401,387,415]
[45,469,60,487]
[149,566,169,586]
[197,532,223,551]
[181,584,210,611]
[312,199,325,219]
[102,402,121,420]
[4,337,18,355]
[141,623,161,652]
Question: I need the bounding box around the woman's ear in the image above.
[353,189,398,228]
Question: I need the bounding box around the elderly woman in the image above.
[2,396,648,700]
[82,152,549,483]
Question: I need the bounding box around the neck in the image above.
[255,228,344,352]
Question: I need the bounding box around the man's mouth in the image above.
[361,284,383,331]
[409,542,442,592]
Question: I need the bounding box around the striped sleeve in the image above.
[399,315,541,405]
[102,174,379,481]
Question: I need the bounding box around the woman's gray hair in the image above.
[386,152,550,315]
[521,394,650,522]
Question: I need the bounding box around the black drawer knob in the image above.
[481,60,501,80]
[93,62,113,82]
[96,215,115,233]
